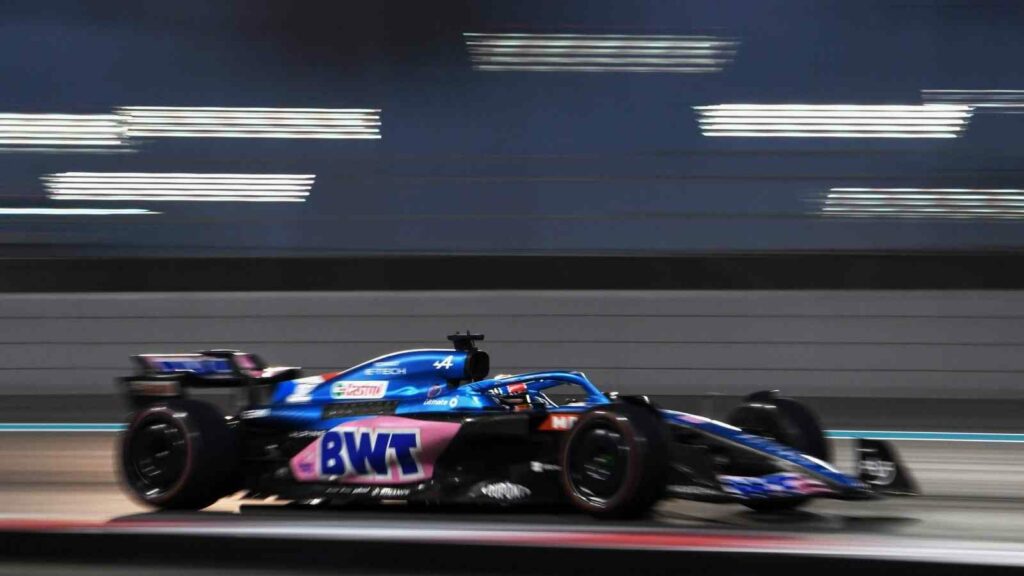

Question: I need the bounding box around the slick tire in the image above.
[727,395,829,512]
[120,399,239,510]
[560,403,669,519]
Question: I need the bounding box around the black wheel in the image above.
[121,399,239,510]
[727,394,829,512]
[560,404,668,518]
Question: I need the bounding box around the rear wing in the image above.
[120,349,300,407]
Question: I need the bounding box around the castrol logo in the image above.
[330,381,389,400]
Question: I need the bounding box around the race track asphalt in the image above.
[1,433,1023,543]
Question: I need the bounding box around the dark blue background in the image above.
[0,0,1022,256]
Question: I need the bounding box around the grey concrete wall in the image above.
[0,290,1022,399]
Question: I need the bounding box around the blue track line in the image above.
[826,430,1024,442]
[1,423,1024,442]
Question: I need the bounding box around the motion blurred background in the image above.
[1,0,1023,255]
[0,0,1021,420]
[2,0,1024,548]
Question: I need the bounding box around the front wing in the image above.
[660,409,904,504]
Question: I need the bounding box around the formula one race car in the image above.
[118,333,917,518]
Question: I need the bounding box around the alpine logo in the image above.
[433,355,455,370]
[331,381,389,400]
[319,428,423,481]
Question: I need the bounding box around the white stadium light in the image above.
[0,113,125,147]
[0,207,156,215]
[922,89,1024,112]
[822,188,1024,219]
[0,107,382,148]
[695,104,972,138]
[44,172,315,203]
[118,107,381,139]
[463,33,738,73]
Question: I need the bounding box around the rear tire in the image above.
[560,404,669,518]
[120,399,239,510]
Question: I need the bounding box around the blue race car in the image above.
[118,333,916,518]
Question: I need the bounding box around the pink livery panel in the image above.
[290,416,462,485]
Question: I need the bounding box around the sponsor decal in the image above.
[424,397,460,408]
[290,416,461,485]
[427,385,445,398]
[718,472,832,498]
[319,428,422,480]
[325,486,367,495]
[240,408,270,419]
[365,367,407,376]
[320,485,414,498]
[479,481,532,501]
[143,356,232,374]
[539,414,580,431]
[371,486,411,498]
[433,355,455,370]
[285,375,325,404]
[331,381,389,400]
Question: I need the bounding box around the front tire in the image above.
[560,404,668,518]
[120,399,239,510]
[727,394,829,462]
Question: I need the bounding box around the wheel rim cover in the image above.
[127,421,187,498]
[569,425,629,504]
